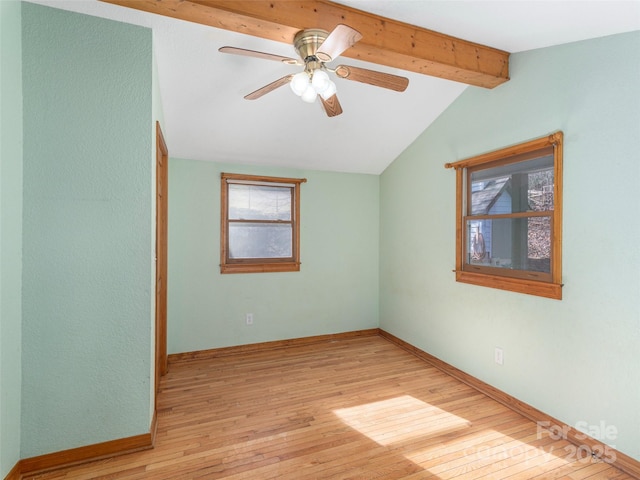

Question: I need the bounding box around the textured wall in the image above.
[21,3,153,457]
[150,43,166,431]
[380,32,640,460]
[0,1,23,476]
[168,159,379,353]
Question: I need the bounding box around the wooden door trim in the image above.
[155,121,168,404]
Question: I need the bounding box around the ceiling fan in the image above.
[219,24,409,117]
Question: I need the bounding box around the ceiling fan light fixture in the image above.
[221,24,408,116]
[290,71,310,96]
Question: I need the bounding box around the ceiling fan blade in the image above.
[244,75,293,100]
[319,94,343,117]
[315,25,363,62]
[219,46,300,65]
[335,65,409,92]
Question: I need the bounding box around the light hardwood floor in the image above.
[26,335,633,479]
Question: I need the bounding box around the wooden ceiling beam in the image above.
[100,0,509,88]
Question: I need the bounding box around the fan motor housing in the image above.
[293,29,329,61]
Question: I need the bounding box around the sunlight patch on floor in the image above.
[333,395,470,446]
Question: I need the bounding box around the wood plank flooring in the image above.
[25,335,633,479]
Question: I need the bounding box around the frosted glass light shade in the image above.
[290,72,310,96]
[301,84,318,103]
[320,80,337,100]
[311,70,330,93]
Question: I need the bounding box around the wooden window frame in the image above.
[220,172,306,274]
[445,132,564,299]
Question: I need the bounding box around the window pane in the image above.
[228,184,292,221]
[470,155,554,215]
[466,217,551,273]
[228,222,292,259]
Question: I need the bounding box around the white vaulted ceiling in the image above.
[28,0,640,174]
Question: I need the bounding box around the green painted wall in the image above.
[151,44,166,430]
[0,1,23,476]
[168,159,379,353]
[379,31,640,461]
[21,3,154,457]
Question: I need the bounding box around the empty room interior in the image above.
[1,0,639,479]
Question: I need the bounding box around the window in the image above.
[445,132,563,299]
[220,173,306,274]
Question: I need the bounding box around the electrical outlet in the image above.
[245,313,254,326]
[494,347,504,365]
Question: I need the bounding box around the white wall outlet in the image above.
[494,347,504,365]
[245,313,254,326]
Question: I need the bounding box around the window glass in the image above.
[228,184,292,221]
[465,217,551,274]
[469,155,554,216]
[228,223,293,259]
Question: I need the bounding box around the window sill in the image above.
[455,270,562,300]
[221,262,301,274]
